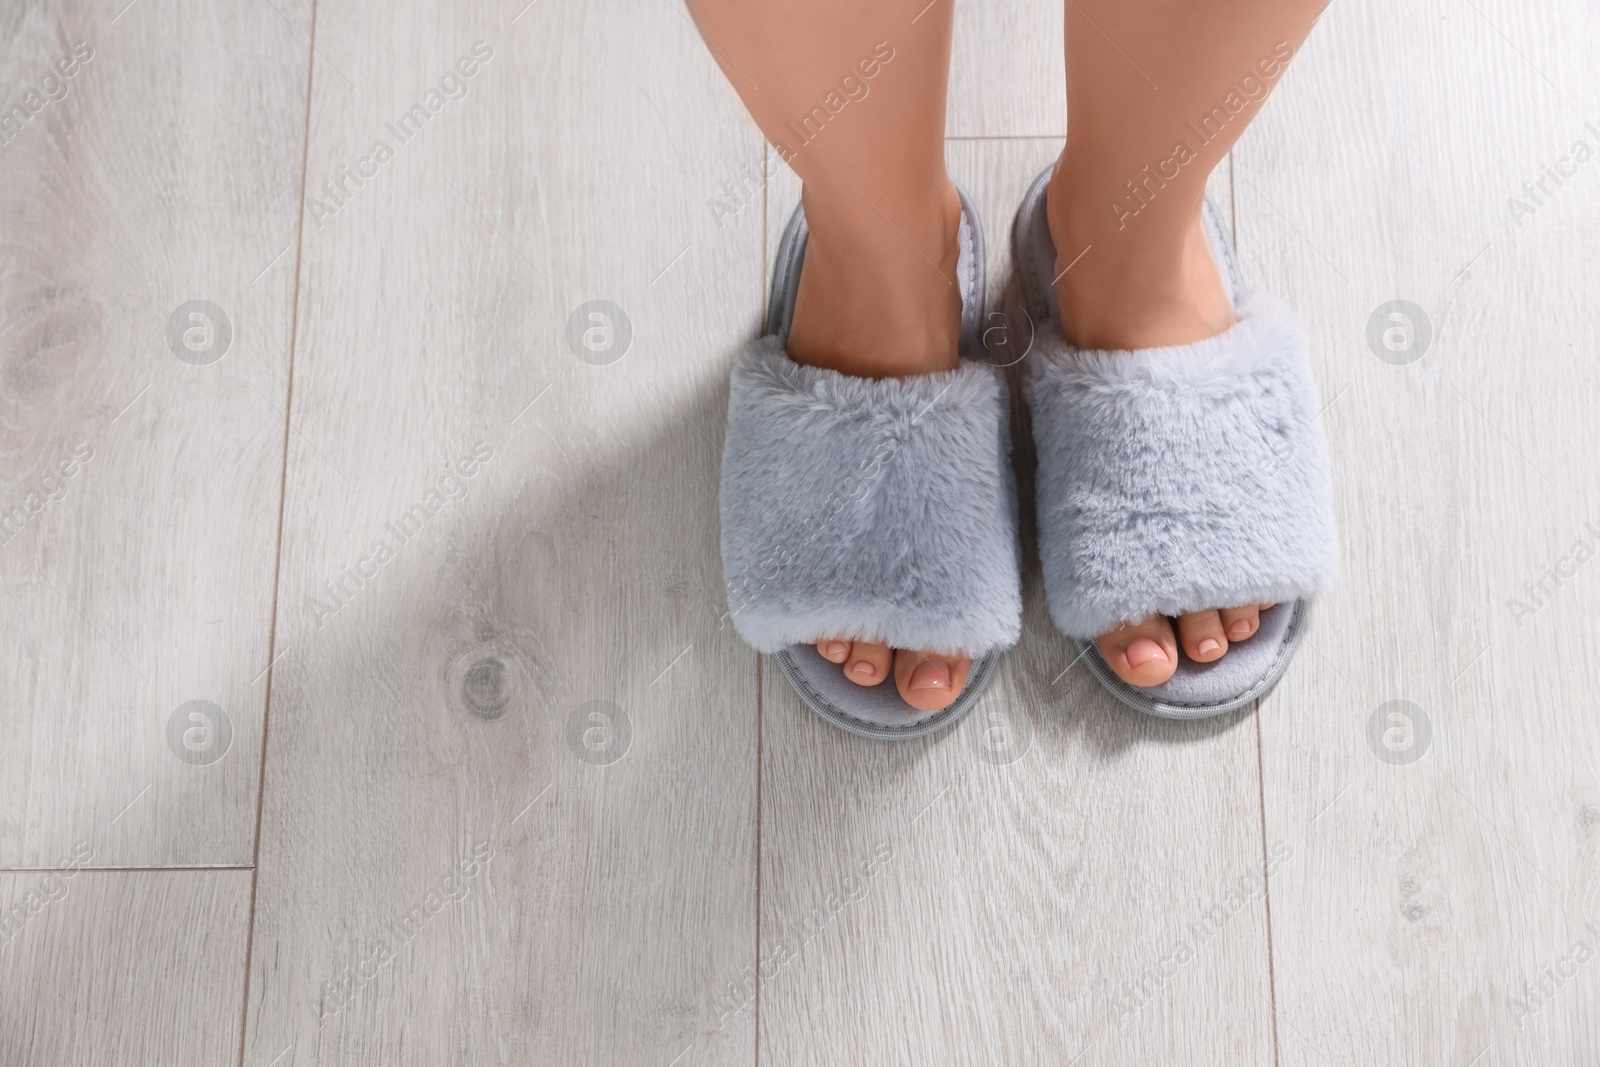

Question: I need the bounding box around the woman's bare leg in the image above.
[1050,0,1325,686]
[691,0,971,710]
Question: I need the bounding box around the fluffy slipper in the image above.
[1015,165,1336,718]
[720,183,1021,739]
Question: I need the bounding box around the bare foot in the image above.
[1094,604,1275,688]
[795,177,973,711]
[1047,163,1272,689]
[815,639,973,712]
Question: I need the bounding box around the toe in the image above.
[815,638,851,664]
[1097,616,1179,687]
[1218,605,1261,643]
[843,641,892,686]
[1177,609,1228,662]
[893,649,972,712]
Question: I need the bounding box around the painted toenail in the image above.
[822,641,849,659]
[1125,638,1168,668]
[1197,638,1222,656]
[908,660,952,691]
[1228,621,1252,638]
[849,661,877,680]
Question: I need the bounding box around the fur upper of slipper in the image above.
[720,338,1022,657]
[1026,288,1337,639]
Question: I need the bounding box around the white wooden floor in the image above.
[3,0,1599,1063]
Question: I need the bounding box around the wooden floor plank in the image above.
[0,0,309,866]
[241,2,764,1063]
[948,0,1065,138]
[0,869,252,1066]
[1237,1,1600,1062]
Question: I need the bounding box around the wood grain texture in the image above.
[947,0,1065,138]
[241,0,764,1063]
[6,0,1599,1062]
[0,869,251,1066]
[757,142,1272,1066]
[0,0,308,866]
[1237,0,1600,1062]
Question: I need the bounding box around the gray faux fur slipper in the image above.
[720,184,1021,740]
[1015,166,1336,718]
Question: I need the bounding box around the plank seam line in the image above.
[236,1,321,1063]
[1228,151,1238,252]
[0,865,254,874]
[1253,705,1282,1067]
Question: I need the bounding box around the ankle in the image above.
[787,179,963,379]
[1047,167,1234,350]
